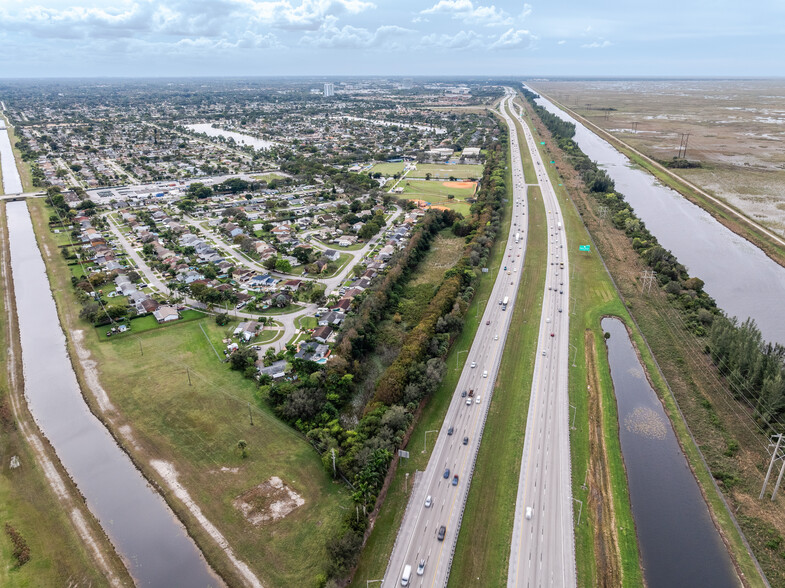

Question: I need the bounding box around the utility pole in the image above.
[248,404,254,426]
[677,133,691,159]
[641,270,657,293]
[632,121,638,134]
[760,434,784,499]
[597,205,608,220]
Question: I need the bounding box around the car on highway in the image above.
[476,395,481,404]
[447,426,454,435]
[461,389,467,397]
[559,308,563,313]
[468,389,474,397]
[494,334,499,340]
[452,475,459,486]
[470,361,476,368]
[443,468,450,479]
[507,271,511,275]
[525,506,533,520]
[486,320,490,325]
[466,397,472,405]
[551,333,555,337]
[437,526,446,541]
[503,266,507,271]
[482,370,488,378]
[425,495,432,508]
[542,350,547,356]
[463,436,469,445]
[417,559,426,576]
[401,564,412,586]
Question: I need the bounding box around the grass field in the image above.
[407,163,484,180]
[349,162,512,588]
[409,230,466,288]
[369,162,406,176]
[94,309,205,340]
[251,173,285,182]
[28,199,352,588]
[399,180,476,216]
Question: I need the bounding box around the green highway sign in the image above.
[540,141,545,145]
[550,161,555,164]
[579,245,591,252]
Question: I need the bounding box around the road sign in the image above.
[398,449,410,459]
[579,245,591,252]
[482,267,489,273]
[540,141,545,145]
[550,161,555,164]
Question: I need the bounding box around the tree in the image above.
[275,258,292,273]
[229,347,257,372]
[237,439,248,459]
[186,182,213,199]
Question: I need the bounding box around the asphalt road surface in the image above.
[507,89,577,588]
[381,90,531,588]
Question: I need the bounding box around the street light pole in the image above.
[476,298,488,319]
[569,343,578,367]
[456,349,468,370]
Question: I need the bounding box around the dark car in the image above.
[447,426,454,435]
[486,320,490,325]
[463,437,469,445]
[437,525,446,541]
[461,390,467,397]
[452,475,459,486]
[443,468,450,479]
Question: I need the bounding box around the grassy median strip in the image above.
[448,183,547,587]
[27,199,351,588]
[349,129,514,588]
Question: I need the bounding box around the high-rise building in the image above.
[324,83,335,97]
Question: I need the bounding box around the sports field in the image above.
[369,162,406,175]
[407,162,484,180]
[398,179,477,215]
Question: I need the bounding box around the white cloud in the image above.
[489,27,535,50]
[421,0,513,27]
[581,39,612,48]
[420,29,486,50]
[557,39,566,45]
[301,16,412,48]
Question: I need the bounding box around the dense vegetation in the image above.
[256,136,508,584]
[522,87,785,430]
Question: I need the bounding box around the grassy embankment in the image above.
[399,181,475,216]
[28,198,352,588]
[532,92,785,269]
[520,94,771,587]
[0,203,131,586]
[349,142,513,587]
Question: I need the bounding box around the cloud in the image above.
[420,0,513,27]
[489,27,535,50]
[301,16,413,48]
[581,39,612,48]
[420,29,486,50]
[557,39,566,45]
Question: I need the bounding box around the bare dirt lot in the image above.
[529,79,785,236]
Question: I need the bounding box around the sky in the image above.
[1,0,784,78]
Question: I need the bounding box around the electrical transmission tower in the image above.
[641,270,657,293]
[597,205,609,220]
[632,121,638,134]
[677,133,691,159]
[760,434,785,500]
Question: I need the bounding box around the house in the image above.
[258,360,287,379]
[333,298,352,312]
[312,325,333,343]
[140,298,160,314]
[318,311,345,327]
[379,245,395,260]
[295,341,330,361]
[153,305,180,323]
[322,249,340,262]
[234,320,260,341]
[281,279,303,291]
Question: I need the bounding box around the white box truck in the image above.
[401,564,412,586]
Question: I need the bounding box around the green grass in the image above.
[251,173,285,182]
[315,238,366,251]
[449,184,547,587]
[369,162,406,176]
[28,199,351,588]
[94,309,205,340]
[409,230,466,287]
[350,155,513,588]
[407,163,484,180]
[294,315,318,330]
[398,181,476,216]
[318,252,353,278]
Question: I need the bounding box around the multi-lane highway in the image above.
[381,90,532,587]
[507,90,576,588]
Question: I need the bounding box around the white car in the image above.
[525,506,533,520]
[494,334,499,340]
[482,370,488,378]
[424,495,432,508]
[470,361,476,368]
[475,395,481,404]
[417,559,426,576]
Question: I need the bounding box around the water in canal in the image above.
[602,316,739,588]
[185,123,277,150]
[529,87,785,346]
[6,201,220,587]
[0,124,24,194]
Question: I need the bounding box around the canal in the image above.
[602,317,739,588]
[528,87,785,346]
[6,200,220,587]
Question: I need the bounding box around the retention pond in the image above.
[602,316,739,588]
[7,200,220,587]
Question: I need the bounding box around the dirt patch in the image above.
[442,180,476,189]
[233,476,304,526]
[71,329,116,414]
[585,329,624,587]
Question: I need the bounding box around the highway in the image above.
[507,92,577,587]
[381,90,530,588]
